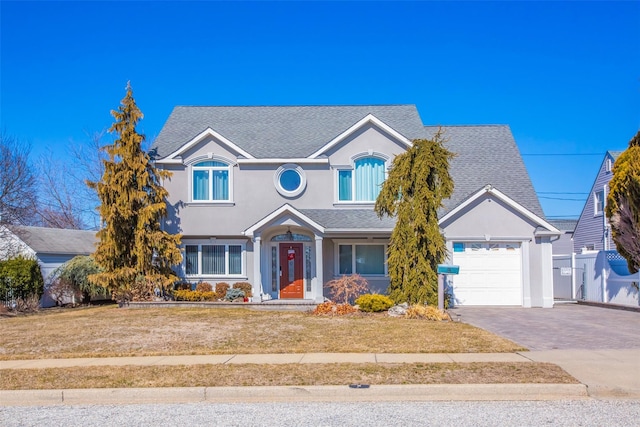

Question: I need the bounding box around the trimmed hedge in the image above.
[173,290,217,301]
[0,256,44,300]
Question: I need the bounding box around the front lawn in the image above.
[0,363,577,390]
[0,305,525,359]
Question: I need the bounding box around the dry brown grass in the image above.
[0,306,525,360]
[0,363,577,390]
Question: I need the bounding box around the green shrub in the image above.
[195,282,213,292]
[233,282,252,297]
[52,256,105,303]
[215,282,229,296]
[224,288,245,301]
[355,294,394,312]
[173,290,217,301]
[0,256,44,301]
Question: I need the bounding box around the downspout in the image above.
[603,184,609,251]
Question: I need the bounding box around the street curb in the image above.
[0,384,589,406]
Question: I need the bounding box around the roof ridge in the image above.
[424,124,509,127]
[173,104,418,108]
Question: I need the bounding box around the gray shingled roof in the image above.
[9,226,97,255]
[427,125,545,219]
[609,150,623,160]
[547,219,578,232]
[152,105,428,159]
[300,209,396,230]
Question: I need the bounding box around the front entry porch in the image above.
[243,205,327,303]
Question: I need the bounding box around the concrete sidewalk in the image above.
[523,349,640,399]
[2,350,639,404]
[0,352,530,370]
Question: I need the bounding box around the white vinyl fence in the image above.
[573,251,639,307]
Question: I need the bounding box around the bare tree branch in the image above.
[0,131,37,226]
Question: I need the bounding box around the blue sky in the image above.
[1,1,638,219]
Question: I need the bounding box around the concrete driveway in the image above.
[450,303,640,398]
[450,303,640,351]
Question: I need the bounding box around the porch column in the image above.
[252,235,262,302]
[314,236,324,302]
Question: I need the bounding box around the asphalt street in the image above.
[2,400,640,427]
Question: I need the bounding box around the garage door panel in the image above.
[452,242,522,306]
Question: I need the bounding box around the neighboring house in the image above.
[570,151,639,306]
[548,219,577,256]
[572,151,621,253]
[0,226,97,307]
[548,219,577,300]
[152,105,560,307]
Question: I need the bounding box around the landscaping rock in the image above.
[388,303,409,317]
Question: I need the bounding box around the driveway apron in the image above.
[450,304,639,351]
[451,304,640,397]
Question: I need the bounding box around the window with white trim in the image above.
[338,244,386,275]
[274,164,306,198]
[594,190,604,215]
[192,161,230,202]
[337,157,386,202]
[185,243,243,276]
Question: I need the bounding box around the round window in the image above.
[280,169,301,192]
[274,164,306,197]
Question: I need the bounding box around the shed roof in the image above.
[8,226,97,255]
[152,105,428,159]
[547,219,578,232]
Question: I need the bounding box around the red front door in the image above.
[280,243,304,299]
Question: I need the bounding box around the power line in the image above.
[521,153,603,156]
[538,196,586,201]
[537,191,589,195]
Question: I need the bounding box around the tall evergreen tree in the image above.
[88,83,182,302]
[606,130,640,273]
[375,130,454,305]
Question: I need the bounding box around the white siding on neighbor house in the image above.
[39,253,79,307]
[573,153,616,253]
[552,232,574,255]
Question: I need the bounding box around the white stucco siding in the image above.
[161,122,409,237]
[441,193,540,307]
[324,124,408,165]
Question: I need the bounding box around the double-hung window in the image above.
[185,244,243,276]
[338,157,386,202]
[338,244,386,275]
[594,190,604,215]
[192,161,230,202]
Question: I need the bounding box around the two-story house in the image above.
[152,105,559,307]
[572,151,621,254]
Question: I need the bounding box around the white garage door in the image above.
[451,242,522,306]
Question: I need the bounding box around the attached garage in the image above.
[451,242,522,306]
